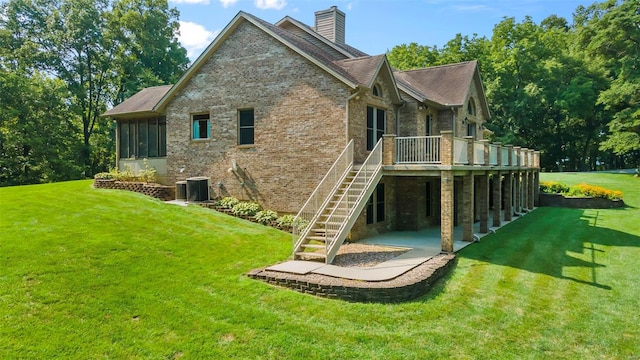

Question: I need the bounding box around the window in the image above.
[467,122,476,138]
[366,183,385,224]
[426,114,433,136]
[238,109,254,145]
[372,84,382,97]
[467,98,476,116]
[192,113,210,140]
[118,117,167,159]
[367,106,386,151]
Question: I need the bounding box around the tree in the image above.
[0,69,84,186]
[576,0,640,166]
[0,0,189,177]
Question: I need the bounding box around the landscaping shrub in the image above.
[218,197,240,209]
[254,210,278,225]
[276,214,296,229]
[540,181,623,200]
[93,160,157,183]
[232,202,261,217]
[569,183,623,200]
[540,181,570,194]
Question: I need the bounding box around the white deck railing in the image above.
[520,151,526,166]
[512,150,518,166]
[395,136,441,163]
[453,138,468,164]
[324,139,383,263]
[501,148,510,165]
[292,140,353,251]
[474,142,485,165]
[489,144,499,165]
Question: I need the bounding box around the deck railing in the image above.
[489,144,499,165]
[474,142,485,165]
[388,135,539,168]
[292,139,353,251]
[324,139,383,263]
[453,138,468,164]
[395,136,441,163]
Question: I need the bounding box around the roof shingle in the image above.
[102,85,172,117]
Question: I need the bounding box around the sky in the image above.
[172,0,592,61]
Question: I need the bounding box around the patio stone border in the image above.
[93,179,175,201]
[538,193,625,208]
[248,253,456,303]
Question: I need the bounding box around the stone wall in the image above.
[538,193,625,209]
[248,253,456,303]
[93,179,175,201]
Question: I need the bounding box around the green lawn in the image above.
[1,174,639,359]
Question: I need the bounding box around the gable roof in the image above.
[335,55,402,104]
[102,85,171,118]
[275,16,368,59]
[154,11,367,112]
[394,61,477,106]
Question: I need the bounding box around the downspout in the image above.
[450,106,456,138]
[114,118,120,171]
[395,100,406,137]
[345,89,360,144]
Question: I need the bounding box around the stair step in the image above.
[306,235,328,241]
[300,244,325,249]
[295,252,326,259]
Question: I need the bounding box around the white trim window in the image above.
[192,113,210,140]
[367,106,386,151]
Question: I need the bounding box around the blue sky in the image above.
[171,0,591,60]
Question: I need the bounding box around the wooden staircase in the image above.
[293,140,383,263]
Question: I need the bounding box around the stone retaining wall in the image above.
[538,193,624,209]
[93,179,175,201]
[248,253,456,303]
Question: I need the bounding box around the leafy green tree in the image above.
[0,69,84,186]
[576,0,639,166]
[0,0,188,178]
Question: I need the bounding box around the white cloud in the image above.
[219,0,238,7]
[177,21,219,59]
[255,0,286,10]
[170,0,210,4]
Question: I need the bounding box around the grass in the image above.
[0,173,639,359]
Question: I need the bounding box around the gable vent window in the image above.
[372,84,382,97]
[238,109,254,146]
[192,113,210,140]
[367,106,386,151]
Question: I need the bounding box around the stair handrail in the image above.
[324,139,383,261]
[292,139,354,252]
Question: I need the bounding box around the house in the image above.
[102,6,540,264]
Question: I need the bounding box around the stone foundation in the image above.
[538,193,625,209]
[93,179,175,201]
[248,253,456,303]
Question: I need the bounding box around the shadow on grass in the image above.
[457,208,640,291]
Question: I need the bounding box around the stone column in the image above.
[478,173,489,233]
[492,172,502,227]
[495,143,502,167]
[465,136,474,165]
[481,139,490,165]
[522,170,529,211]
[514,171,521,214]
[440,130,453,166]
[505,145,514,166]
[441,170,454,252]
[533,169,540,206]
[528,171,535,209]
[504,171,513,221]
[462,172,474,241]
[382,134,396,166]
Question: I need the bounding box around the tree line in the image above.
[388,0,639,171]
[0,0,189,186]
[1,0,638,187]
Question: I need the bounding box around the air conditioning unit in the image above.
[186,177,210,202]
[175,181,187,200]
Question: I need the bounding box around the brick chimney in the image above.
[314,6,345,45]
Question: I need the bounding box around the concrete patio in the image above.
[267,208,535,281]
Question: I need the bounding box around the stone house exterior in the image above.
[103,7,540,263]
